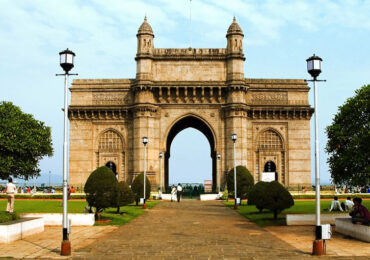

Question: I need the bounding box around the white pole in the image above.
[218,158,221,194]
[314,79,321,227]
[62,73,69,240]
[190,0,192,48]
[159,154,162,194]
[233,141,237,204]
[144,144,146,205]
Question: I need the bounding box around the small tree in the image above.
[263,181,294,219]
[84,166,119,219]
[131,173,151,205]
[227,166,254,200]
[247,181,269,212]
[116,181,134,213]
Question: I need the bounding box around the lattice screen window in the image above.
[99,130,122,151]
[258,130,282,150]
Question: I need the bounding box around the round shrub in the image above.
[84,166,119,215]
[131,173,151,205]
[263,181,294,219]
[116,181,134,210]
[247,181,269,212]
[227,165,254,199]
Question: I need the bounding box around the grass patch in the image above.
[0,211,20,223]
[0,200,88,213]
[223,200,370,227]
[95,201,159,226]
[0,199,160,226]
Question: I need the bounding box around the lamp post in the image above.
[57,48,77,256]
[142,137,148,209]
[217,154,221,194]
[159,152,163,198]
[231,134,237,209]
[307,54,326,255]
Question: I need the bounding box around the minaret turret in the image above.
[137,16,154,55]
[225,17,246,102]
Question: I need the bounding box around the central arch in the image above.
[164,115,217,191]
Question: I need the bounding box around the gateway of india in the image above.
[69,17,313,190]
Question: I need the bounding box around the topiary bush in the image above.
[84,166,119,218]
[263,181,294,219]
[131,173,151,205]
[116,181,135,213]
[227,165,254,200]
[247,181,269,212]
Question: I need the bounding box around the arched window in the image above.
[258,130,283,150]
[98,130,122,151]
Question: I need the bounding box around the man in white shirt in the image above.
[176,183,183,203]
[329,196,343,212]
[6,177,16,213]
[344,197,354,211]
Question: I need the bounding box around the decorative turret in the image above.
[137,16,154,55]
[135,16,154,84]
[225,17,245,85]
[226,17,244,54]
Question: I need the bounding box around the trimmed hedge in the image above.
[131,173,151,205]
[0,194,86,199]
[292,194,370,199]
[227,165,254,199]
[0,212,20,223]
[84,166,119,212]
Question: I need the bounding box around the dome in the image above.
[226,17,243,37]
[137,16,154,36]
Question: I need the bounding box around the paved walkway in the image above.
[1,200,369,259]
[74,201,310,259]
[0,226,117,259]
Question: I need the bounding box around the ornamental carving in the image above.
[92,93,126,105]
[252,92,288,105]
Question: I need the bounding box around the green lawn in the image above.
[224,200,370,227]
[0,199,160,226]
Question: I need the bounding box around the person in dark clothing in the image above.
[176,183,182,203]
[350,198,370,225]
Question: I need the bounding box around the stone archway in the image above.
[68,17,314,189]
[164,116,217,191]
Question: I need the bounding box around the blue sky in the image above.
[1,0,369,185]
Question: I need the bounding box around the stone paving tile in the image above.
[0,226,117,259]
[265,225,370,257]
[74,201,313,259]
[1,200,369,259]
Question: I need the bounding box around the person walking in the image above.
[176,183,183,203]
[170,185,176,202]
[6,177,16,213]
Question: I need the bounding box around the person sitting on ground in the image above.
[350,198,370,225]
[344,196,354,211]
[329,196,343,212]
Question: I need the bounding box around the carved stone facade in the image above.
[69,17,313,190]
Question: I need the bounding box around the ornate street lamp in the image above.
[57,48,77,256]
[159,152,163,198]
[231,134,238,210]
[142,137,148,209]
[307,54,322,80]
[217,154,221,194]
[306,54,326,255]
